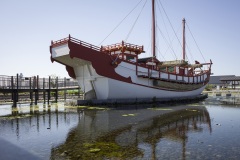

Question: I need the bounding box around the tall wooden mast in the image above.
[152,0,156,57]
[182,18,186,61]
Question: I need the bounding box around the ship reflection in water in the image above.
[2,100,239,159]
[49,105,211,160]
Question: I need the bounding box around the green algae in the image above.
[147,108,173,111]
[1,114,34,120]
[63,105,110,110]
[122,113,138,117]
[88,107,106,110]
[89,148,101,153]
[54,133,143,159]
[186,109,198,112]
[186,103,205,107]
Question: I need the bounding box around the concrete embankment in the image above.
[203,90,240,97]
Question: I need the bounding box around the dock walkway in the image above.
[0,74,80,106]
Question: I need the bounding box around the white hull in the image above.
[96,77,206,99]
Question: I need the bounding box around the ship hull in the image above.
[50,37,210,100]
[95,77,206,99]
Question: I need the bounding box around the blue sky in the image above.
[1,0,240,78]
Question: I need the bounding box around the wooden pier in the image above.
[0,74,80,106]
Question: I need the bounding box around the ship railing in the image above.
[51,36,101,52]
[70,37,101,52]
[101,41,144,53]
[51,37,69,47]
[137,68,210,84]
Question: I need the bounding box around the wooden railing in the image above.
[51,37,69,47]
[51,35,101,52]
[137,69,210,84]
[101,41,144,53]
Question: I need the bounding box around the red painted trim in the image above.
[68,41,132,83]
[66,66,76,79]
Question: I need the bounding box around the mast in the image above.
[152,0,156,57]
[182,18,186,61]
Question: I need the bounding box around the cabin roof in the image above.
[220,76,240,81]
[138,57,160,63]
[138,57,152,63]
[209,75,235,85]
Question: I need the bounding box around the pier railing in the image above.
[0,74,80,106]
[0,75,79,90]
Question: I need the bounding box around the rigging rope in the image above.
[125,0,148,42]
[157,24,177,59]
[186,22,206,63]
[158,0,183,55]
[156,1,171,45]
[186,42,194,63]
[156,45,165,60]
[98,0,145,46]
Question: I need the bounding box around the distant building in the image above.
[209,75,240,89]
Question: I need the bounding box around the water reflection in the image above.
[0,103,212,159]
[220,97,240,105]
[49,105,211,160]
[0,103,83,159]
[2,106,82,135]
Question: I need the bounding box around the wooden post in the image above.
[30,77,33,105]
[55,77,58,103]
[11,76,17,107]
[11,76,14,101]
[48,76,51,104]
[12,74,19,107]
[15,74,19,103]
[35,76,37,105]
[64,77,66,101]
[35,75,39,105]
[43,78,46,104]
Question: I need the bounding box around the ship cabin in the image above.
[101,41,144,63]
[101,41,203,77]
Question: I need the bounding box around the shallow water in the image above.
[0,97,240,159]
